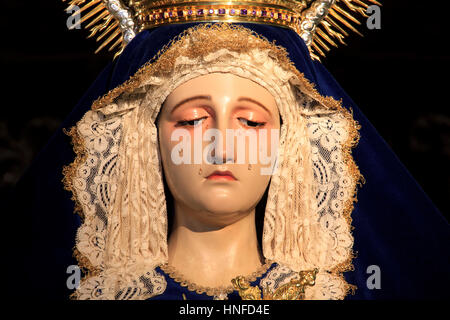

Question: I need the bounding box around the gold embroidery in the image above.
[91,23,342,112]
[231,276,262,300]
[232,268,318,300]
[160,260,273,298]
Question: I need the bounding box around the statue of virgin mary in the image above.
[7,0,449,300]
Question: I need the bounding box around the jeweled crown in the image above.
[62,0,381,60]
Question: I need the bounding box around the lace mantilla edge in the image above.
[62,23,363,300]
[62,127,103,279]
[333,106,361,296]
[62,126,87,222]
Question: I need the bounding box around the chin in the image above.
[202,199,239,214]
[198,195,249,216]
[199,205,251,228]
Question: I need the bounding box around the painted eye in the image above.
[238,117,266,128]
[177,117,207,127]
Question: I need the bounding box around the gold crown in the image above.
[62,0,381,60]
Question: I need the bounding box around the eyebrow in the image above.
[169,95,272,116]
[237,97,272,116]
[170,95,212,114]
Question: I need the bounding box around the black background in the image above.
[1,1,449,220]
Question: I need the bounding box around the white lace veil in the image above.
[64,24,361,300]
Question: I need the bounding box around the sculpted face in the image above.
[157,73,280,227]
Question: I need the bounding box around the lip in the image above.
[206,170,237,181]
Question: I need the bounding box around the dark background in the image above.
[1,1,449,220]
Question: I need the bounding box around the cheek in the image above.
[233,167,271,208]
[159,122,202,184]
[164,165,204,210]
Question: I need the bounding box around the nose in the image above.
[209,148,233,165]
[209,107,234,165]
[208,129,234,165]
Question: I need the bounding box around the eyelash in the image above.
[238,117,266,128]
[176,117,207,127]
[176,117,266,128]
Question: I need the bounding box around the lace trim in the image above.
[62,126,102,288]
[62,126,87,222]
[159,260,274,298]
[330,106,362,297]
